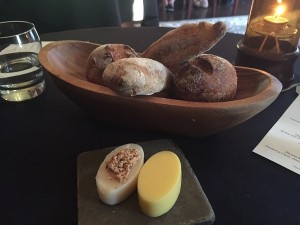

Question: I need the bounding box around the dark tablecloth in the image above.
[0,27,299,225]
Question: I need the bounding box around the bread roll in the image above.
[172,54,237,102]
[142,22,227,73]
[102,58,172,96]
[86,44,139,85]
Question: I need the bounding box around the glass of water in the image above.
[0,21,45,101]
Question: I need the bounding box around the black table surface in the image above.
[1,27,300,225]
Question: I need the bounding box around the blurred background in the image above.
[0,0,251,34]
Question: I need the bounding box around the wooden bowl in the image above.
[39,40,282,137]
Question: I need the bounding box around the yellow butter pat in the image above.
[137,151,182,217]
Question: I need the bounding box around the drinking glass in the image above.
[0,21,45,101]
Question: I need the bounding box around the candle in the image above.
[264,4,288,25]
[264,15,288,24]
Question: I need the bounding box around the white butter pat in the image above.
[95,144,144,205]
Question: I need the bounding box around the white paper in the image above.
[253,88,300,175]
[42,41,52,47]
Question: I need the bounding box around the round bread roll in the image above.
[102,58,172,96]
[172,54,237,102]
[86,44,139,85]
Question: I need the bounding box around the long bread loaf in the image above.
[142,22,227,73]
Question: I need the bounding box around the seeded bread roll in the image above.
[102,58,172,96]
[86,44,139,85]
[142,22,227,73]
[173,54,237,102]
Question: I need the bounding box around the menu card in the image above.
[253,86,300,175]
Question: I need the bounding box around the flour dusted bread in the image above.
[142,22,227,73]
[102,58,172,96]
[172,54,237,102]
[85,22,235,101]
[86,44,138,85]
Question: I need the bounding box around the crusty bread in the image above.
[102,58,172,96]
[86,44,139,85]
[172,54,237,102]
[142,22,227,73]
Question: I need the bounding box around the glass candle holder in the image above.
[237,0,300,61]
[236,0,300,90]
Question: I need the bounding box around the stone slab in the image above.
[77,139,215,225]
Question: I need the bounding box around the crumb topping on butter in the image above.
[106,148,141,182]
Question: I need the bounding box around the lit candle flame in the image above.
[274,5,286,18]
[263,1,288,25]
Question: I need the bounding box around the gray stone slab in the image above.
[77,139,215,225]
